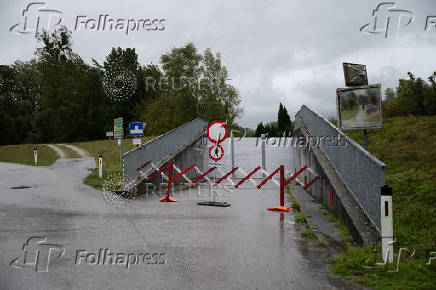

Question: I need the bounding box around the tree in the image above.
[137,44,242,135]
[277,103,293,136]
[383,71,436,117]
[34,27,107,142]
[198,48,242,124]
[255,122,265,137]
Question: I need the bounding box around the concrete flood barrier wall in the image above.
[293,105,385,244]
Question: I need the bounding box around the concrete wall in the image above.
[294,127,380,245]
[136,136,206,195]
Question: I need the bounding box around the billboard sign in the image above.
[113,117,124,139]
[336,84,383,130]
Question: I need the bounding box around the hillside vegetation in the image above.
[333,116,436,288]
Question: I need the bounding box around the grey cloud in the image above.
[1,0,435,128]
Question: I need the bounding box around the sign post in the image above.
[114,117,124,171]
[106,131,114,159]
[129,122,145,147]
[198,121,230,207]
[339,63,382,151]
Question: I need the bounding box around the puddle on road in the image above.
[9,185,32,189]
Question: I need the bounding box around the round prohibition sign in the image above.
[209,144,224,162]
[207,121,228,144]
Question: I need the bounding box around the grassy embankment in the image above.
[71,137,155,190]
[331,116,436,288]
[0,137,155,190]
[0,144,58,166]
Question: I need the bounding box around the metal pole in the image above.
[363,129,368,150]
[109,136,112,159]
[119,139,123,171]
[230,132,235,178]
[261,134,266,177]
[280,165,284,207]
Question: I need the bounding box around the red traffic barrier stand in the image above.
[235,166,260,188]
[258,165,291,212]
[148,162,195,202]
[303,175,319,190]
[159,164,177,202]
[192,166,216,184]
[283,165,308,186]
[215,167,238,185]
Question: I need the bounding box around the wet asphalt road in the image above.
[0,141,350,289]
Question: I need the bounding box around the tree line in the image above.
[0,27,242,145]
[254,103,293,137]
[383,72,436,117]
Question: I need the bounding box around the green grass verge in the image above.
[0,144,58,166]
[332,116,436,288]
[71,137,155,190]
[295,213,310,224]
[302,229,317,240]
[332,245,436,288]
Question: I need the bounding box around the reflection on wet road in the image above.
[0,140,351,289]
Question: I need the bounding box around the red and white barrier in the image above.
[136,161,319,209]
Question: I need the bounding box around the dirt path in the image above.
[46,144,67,158]
[59,144,90,158]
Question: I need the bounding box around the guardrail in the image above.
[123,118,208,185]
[294,105,386,232]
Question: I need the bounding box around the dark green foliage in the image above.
[0,28,242,144]
[254,103,293,137]
[136,44,242,135]
[277,103,293,136]
[383,72,436,117]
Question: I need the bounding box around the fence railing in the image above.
[123,118,208,185]
[294,105,386,232]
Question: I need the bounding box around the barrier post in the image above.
[280,165,284,207]
[98,155,103,178]
[381,185,393,263]
[230,131,235,178]
[261,134,266,177]
[33,147,38,165]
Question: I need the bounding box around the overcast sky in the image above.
[1,0,435,128]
